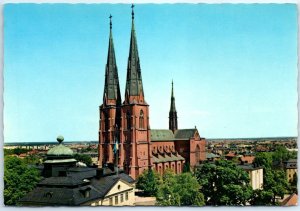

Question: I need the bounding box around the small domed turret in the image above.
[47,136,74,157]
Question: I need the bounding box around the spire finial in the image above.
[109,14,112,29]
[171,80,174,98]
[131,4,135,20]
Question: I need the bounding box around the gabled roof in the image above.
[282,193,298,206]
[19,186,101,206]
[150,129,199,141]
[151,130,174,141]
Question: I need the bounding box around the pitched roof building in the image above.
[19,137,135,206]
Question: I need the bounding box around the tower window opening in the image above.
[139,110,144,129]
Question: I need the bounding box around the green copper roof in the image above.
[103,15,121,104]
[47,136,74,156]
[151,130,174,141]
[125,6,144,97]
[151,129,198,141]
[174,129,197,139]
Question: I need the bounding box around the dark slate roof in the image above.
[174,129,197,139]
[67,167,96,179]
[237,164,263,171]
[20,172,135,206]
[91,173,135,197]
[283,159,297,169]
[38,176,89,187]
[19,185,101,206]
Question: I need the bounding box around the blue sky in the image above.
[4,3,298,142]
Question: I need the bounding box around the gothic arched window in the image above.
[126,111,131,130]
[139,110,144,129]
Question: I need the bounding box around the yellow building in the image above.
[238,164,263,190]
[284,159,297,183]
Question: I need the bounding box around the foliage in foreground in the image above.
[195,159,253,206]
[157,170,205,206]
[4,156,41,205]
[136,169,161,197]
[74,153,93,166]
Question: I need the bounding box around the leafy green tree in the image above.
[252,152,291,205]
[195,159,253,206]
[157,170,205,206]
[74,153,92,166]
[4,156,41,205]
[272,146,291,164]
[253,152,273,169]
[24,154,42,165]
[182,162,191,173]
[263,169,289,204]
[136,169,161,197]
[250,189,273,205]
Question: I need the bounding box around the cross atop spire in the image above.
[102,13,121,106]
[109,14,112,29]
[124,4,145,104]
[131,4,135,20]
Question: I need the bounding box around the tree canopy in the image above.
[74,153,92,166]
[4,156,41,205]
[195,159,253,206]
[157,169,205,206]
[136,169,161,197]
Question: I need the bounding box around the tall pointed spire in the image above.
[124,4,145,104]
[169,80,178,133]
[103,14,121,106]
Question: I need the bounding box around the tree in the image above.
[157,170,205,206]
[136,169,161,197]
[253,152,273,169]
[263,169,289,204]
[250,189,273,206]
[252,152,291,205]
[74,153,92,166]
[4,156,41,205]
[182,162,191,173]
[272,146,291,164]
[195,160,253,206]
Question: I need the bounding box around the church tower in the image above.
[169,81,178,133]
[120,5,152,179]
[98,15,122,167]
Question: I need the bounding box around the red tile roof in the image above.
[282,193,298,206]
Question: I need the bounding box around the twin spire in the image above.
[103,4,144,106]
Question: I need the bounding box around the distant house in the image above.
[283,159,297,183]
[238,164,263,190]
[206,153,220,161]
[225,152,236,160]
[239,155,255,164]
[19,136,135,206]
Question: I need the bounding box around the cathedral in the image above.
[98,6,206,179]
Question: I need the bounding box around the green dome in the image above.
[47,136,74,156]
